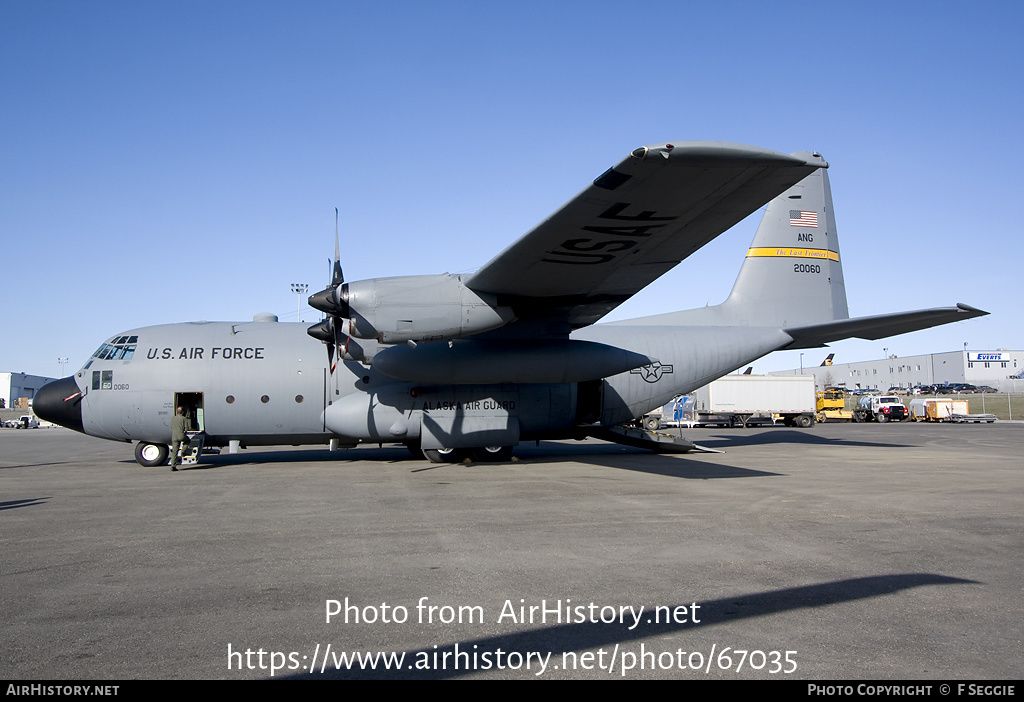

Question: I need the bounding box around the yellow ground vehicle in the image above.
[815,390,856,422]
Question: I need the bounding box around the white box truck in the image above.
[692,375,816,428]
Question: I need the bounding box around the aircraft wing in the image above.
[781,304,989,349]
[466,141,827,329]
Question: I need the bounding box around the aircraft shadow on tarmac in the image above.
[0,497,51,511]
[128,442,779,481]
[694,430,910,450]
[288,573,976,680]
[1,461,77,470]
[510,442,780,480]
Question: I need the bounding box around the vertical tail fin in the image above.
[720,152,849,328]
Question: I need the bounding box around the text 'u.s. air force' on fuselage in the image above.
[34,141,987,465]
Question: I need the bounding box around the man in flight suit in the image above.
[169,406,190,472]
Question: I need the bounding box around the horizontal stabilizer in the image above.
[782,303,988,349]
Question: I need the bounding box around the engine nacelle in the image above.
[340,274,515,343]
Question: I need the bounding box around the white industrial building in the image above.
[770,350,1024,393]
[1,372,56,409]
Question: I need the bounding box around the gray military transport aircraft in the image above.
[35,141,986,465]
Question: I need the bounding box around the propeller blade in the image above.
[332,207,344,286]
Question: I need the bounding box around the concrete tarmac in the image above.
[2,424,1021,680]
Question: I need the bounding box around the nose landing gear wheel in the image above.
[135,442,169,467]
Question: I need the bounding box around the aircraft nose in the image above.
[34,377,85,434]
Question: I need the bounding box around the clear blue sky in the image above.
[3,1,1021,378]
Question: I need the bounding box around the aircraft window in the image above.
[92,340,136,360]
[261,395,270,403]
[226,395,235,404]
[92,371,100,390]
[295,395,303,403]
[101,370,113,389]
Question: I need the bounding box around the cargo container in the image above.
[909,398,967,422]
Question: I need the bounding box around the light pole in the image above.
[291,283,308,322]
[800,352,804,375]
[57,357,68,378]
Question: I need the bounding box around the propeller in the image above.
[332,207,343,289]
[307,208,350,373]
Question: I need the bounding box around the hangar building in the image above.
[770,350,1024,393]
[1,372,56,409]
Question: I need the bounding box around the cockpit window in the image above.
[92,336,137,361]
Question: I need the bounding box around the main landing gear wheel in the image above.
[135,442,169,467]
[472,446,514,462]
[423,447,469,464]
[422,446,514,463]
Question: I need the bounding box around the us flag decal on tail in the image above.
[790,210,818,227]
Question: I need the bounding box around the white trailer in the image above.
[693,375,817,428]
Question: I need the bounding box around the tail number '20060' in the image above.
[794,263,821,273]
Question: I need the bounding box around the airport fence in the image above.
[966,394,1022,421]
[840,394,1022,421]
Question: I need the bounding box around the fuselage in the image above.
[35,315,792,452]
